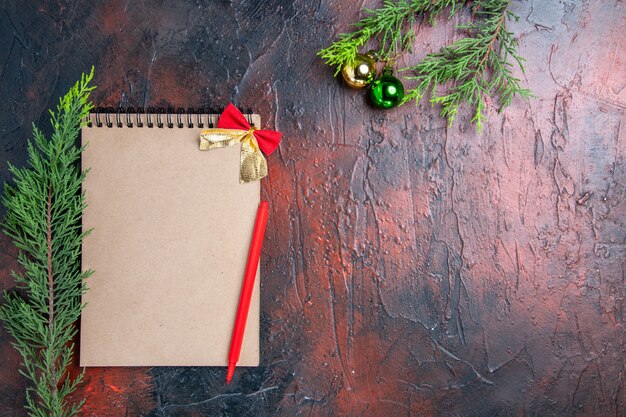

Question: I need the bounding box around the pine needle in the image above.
[0,68,96,417]
[317,0,464,75]
[402,0,533,131]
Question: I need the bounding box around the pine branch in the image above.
[317,0,532,130]
[317,0,466,74]
[0,68,95,417]
[402,0,533,131]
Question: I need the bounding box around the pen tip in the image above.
[226,364,235,385]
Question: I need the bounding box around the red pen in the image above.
[226,201,269,384]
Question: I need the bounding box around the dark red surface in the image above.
[0,1,624,416]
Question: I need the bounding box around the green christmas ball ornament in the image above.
[369,67,404,109]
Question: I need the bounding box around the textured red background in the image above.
[0,1,624,416]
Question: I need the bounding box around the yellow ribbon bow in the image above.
[199,128,267,183]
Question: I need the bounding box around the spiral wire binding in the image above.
[87,107,255,129]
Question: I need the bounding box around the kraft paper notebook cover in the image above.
[80,112,261,367]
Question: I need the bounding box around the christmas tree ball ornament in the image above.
[369,66,404,109]
[341,53,376,88]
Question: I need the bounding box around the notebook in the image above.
[79,109,260,367]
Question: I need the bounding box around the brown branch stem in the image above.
[476,11,505,71]
[46,185,58,402]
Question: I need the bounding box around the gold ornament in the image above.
[200,128,267,183]
[341,53,376,88]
